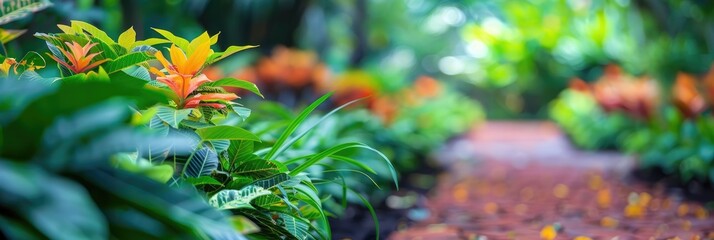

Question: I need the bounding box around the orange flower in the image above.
[592,74,624,113]
[673,73,706,118]
[413,76,442,98]
[47,41,108,74]
[569,78,591,93]
[371,96,399,124]
[589,64,659,119]
[252,46,327,88]
[149,41,237,109]
[621,77,659,120]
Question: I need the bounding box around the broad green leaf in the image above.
[18,70,55,85]
[0,0,52,25]
[71,20,116,44]
[209,139,230,153]
[233,160,280,179]
[240,209,294,239]
[209,185,271,210]
[83,169,243,240]
[89,36,119,60]
[185,176,224,186]
[104,52,153,73]
[118,27,136,49]
[207,45,258,64]
[156,106,192,129]
[277,213,314,240]
[127,66,151,80]
[251,173,290,189]
[264,93,333,160]
[184,148,219,178]
[140,164,174,183]
[56,24,73,34]
[152,28,190,50]
[231,216,260,235]
[0,161,107,239]
[195,126,260,142]
[206,78,263,98]
[14,51,46,74]
[227,140,255,170]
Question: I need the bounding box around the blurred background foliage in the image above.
[8,0,711,118]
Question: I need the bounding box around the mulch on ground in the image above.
[389,122,714,240]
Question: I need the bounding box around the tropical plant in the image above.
[0,74,243,239]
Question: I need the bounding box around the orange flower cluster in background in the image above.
[570,64,714,120]
[331,73,444,124]
[205,46,449,124]
[205,46,330,91]
[672,66,714,119]
[672,73,706,118]
[570,65,659,120]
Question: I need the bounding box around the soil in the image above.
[333,121,714,240]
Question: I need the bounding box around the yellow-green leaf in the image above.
[71,20,115,44]
[152,28,190,50]
[118,27,136,49]
[0,29,26,44]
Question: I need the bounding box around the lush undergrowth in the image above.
[551,64,714,190]
[0,5,485,239]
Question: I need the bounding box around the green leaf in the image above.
[289,142,398,189]
[127,66,151,80]
[272,96,363,158]
[0,29,26,44]
[264,93,333,160]
[118,27,136,49]
[209,185,272,210]
[349,189,380,240]
[90,36,119,59]
[184,148,219,178]
[1,81,166,159]
[240,209,295,239]
[156,106,192,129]
[82,169,243,240]
[206,78,263,98]
[277,213,313,240]
[185,176,224,186]
[231,216,260,235]
[226,140,255,170]
[18,70,55,85]
[0,0,52,25]
[251,173,290,189]
[0,161,107,239]
[71,20,116,44]
[293,184,330,239]
[14,51,46,73]
[233,160,280,179]
[207,45,258,64]
[104,52,153,73]
[131,38,171,49]
[152,28,190,50]
[195,126,260,142]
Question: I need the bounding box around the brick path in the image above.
[389,122,714,240]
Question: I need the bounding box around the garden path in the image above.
[388,121,714,240]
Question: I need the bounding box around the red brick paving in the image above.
[389,122,714,240]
